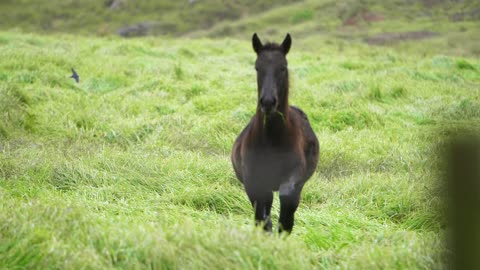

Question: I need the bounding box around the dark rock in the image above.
[117,22,152,37]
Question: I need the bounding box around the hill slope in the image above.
[0,0,301,36]
[188,0,480,56]
[1,0,479,59]
[1,0,479,48]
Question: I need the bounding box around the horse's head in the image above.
[252,33,291,115]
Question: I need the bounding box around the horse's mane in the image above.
[260,42,283,52]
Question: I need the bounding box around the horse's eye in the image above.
[255,67,259,71]
[280,66,287,72]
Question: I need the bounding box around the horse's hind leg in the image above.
[278,181,303,234]
[246,189,273,232]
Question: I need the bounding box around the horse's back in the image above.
[290,106,319,180]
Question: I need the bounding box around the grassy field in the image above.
[1,1,480,269]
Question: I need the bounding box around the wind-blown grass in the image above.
[0,28,479,269]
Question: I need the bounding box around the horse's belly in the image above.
[243,154,298,191]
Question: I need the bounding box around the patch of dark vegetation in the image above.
[0,123,8,138]
[374,203,442,231]
[0,87,28,134]
[453,99,480,119]
[0,36,9,45]
[21,110,37,132]
[49,165,88,191]
[173,188,248,215]
[368,85,383,101]
[130,124,155,143]
[16,72,36,84]
[0,158,15,180]
[450,8,480,21]
[402,212,442,231]
[456,59,477,70]
[10,87,32,105]
[49,163,109,191]
[74,115,95,130]
[185,84,206,99]
[391,86,407,99]
[155,105,175,115]
[365,31,439,45]
[174,63,184,80]
[291,9,314,24]
[340,62,364,70]
[104,129,124,144]
[366,84,407,102]
[301,188,328,206]
[177,48,196,58]
[415,114,435,125]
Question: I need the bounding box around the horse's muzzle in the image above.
[260,96,277,114]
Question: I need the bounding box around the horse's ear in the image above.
[252,33,263,54]
[281,33,292,55]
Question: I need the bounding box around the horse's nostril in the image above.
[260,97,277,108]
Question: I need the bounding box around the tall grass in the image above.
[0,25,479,269]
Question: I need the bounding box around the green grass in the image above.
[0,2,480,267]
[1,29,478,269]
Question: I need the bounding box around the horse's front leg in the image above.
[246,187,273,232]
[278,179,304,234]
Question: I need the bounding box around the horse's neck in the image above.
[254,86,291,141]
[254,108,290,142]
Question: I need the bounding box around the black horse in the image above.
[231,33,319,233]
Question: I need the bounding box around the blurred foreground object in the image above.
[447,132,480,270]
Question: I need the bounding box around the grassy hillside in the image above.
[1,0,479,47]
[0,0,301,36]
[189,0,480,57]
[1,25,479,268]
